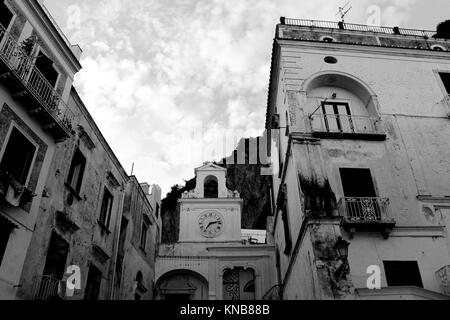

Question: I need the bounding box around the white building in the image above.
[155,163,276,300]
[266,18,450,300]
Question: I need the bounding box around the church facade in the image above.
[155,163,276,300]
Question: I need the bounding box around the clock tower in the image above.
[178,163,243,243]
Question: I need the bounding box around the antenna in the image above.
[336,2,352,22]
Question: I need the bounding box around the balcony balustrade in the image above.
[310,114,386,140]
[32,275,61,300]
[0,25,74,140]
[339,197,396,238]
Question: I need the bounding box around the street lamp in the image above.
[334,237,350,259]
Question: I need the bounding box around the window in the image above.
[99,188,113,228]
[155,203,160,218]
[383,261,423,288]
[321,101,353,133]
[321,36,335,43]
[0,222,11,267]
[281,202,292,255]
[66,149,86,194]
[140,221,148,251]
[340,168,376,197]
[84,264,102,300]
[42,232,69,280]
[204,175,218,198]
[438,72,450,94]
[0,127,36,185]
[0,1,14,30]
[324,56,338,64]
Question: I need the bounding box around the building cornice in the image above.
[276,39,450,61]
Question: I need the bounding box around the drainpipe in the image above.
[109,181,127,300]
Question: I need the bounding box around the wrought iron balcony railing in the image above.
[281,18,440,40]
[310,114,385,140]
[339,197,395,238]
[32,275,61,300]
[0,25,74,138]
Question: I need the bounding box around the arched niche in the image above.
[203,175,218,198]
[301,70,381,118]
[155,269,209,301]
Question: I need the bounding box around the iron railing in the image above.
[32,275,60,300]
[339,197,391,222]
[262,284,283,300]
[281,18,439,39]
[310,114,381,135]
[0,25,74,134]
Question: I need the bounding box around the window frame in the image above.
[140,220,148,252]
[66,148,86,196]
[383,260,424,288]
[0,0,17,33]
[98,187,114,231]
[0,123,38,187]
[0,222,12,267]
[434,70,450,97]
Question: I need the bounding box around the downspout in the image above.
[109,181,127,300]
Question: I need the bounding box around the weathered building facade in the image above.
[0,0,161,300]
[113,177,161,300]
[0,0,81,299]
[266,18,450,300]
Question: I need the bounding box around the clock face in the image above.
[198,211,224,238]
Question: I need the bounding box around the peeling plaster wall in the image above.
[270,33,450,299]
[17,90,129,300]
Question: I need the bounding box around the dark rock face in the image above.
[161,136,272,244]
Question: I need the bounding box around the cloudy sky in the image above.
[44,0,449,195]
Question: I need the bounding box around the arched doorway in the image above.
[223,267,255,300]
[156,270,209,300]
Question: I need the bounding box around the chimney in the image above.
[71,44,83,60]
[140,183,150,195]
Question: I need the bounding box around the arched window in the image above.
[204,175,218,198]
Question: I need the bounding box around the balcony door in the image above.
[321,102,354,133]
[340,168,376,198]
[35,51,59,88]
[340,168,380,221]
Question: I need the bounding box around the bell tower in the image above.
[178,163,243,243]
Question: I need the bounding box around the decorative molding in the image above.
[417,195,450,203]
[77,125,95,150]
[356,287,450,300]
[389,226,446,238]
[55,210,80,233]
[92,243,110,263]
[106,171,120,188]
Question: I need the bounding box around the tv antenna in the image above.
[337,2,352,22]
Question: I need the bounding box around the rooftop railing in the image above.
[0,25,74,136]
[281,18,441,40]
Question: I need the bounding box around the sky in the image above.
[43,0,450,196]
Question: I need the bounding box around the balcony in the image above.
[281,18,439,39]
[339,197,396,238]
[310,114,386,140]
[0,26,74,141]
[32,275,61,300]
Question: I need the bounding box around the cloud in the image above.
[43,0,435,195]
